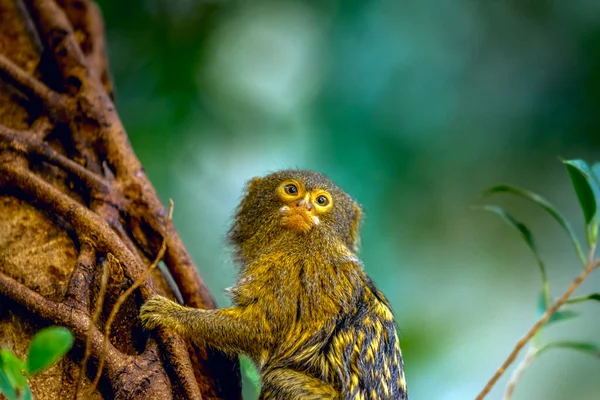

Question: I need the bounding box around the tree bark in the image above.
[0,0,242,399]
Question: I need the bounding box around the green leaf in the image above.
[537,293,579,326]
[482,185,586,265]
[592,162,600,185]
[0,351,26,389]
[547,309,579,326]
[0,369,17,400]
[478,205,549,302]
[538,341,600,358]
[19,385,32,400]
[563,159,600,246]
[239,355,260,392]
[566,293,600,304]
[537,292,548,315]
[564,160,599,224]
[26,327,73,376]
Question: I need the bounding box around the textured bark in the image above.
[0,0,242,399]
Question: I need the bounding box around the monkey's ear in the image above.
[248,177,262,191]
[230,177,263,244]
[349,203,362,252]
[238,177,262,210]
[246,177,262,194]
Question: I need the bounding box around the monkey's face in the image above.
[277,179,332,233]
[229,170,363,256]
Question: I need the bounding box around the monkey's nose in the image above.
[297,194,313,210]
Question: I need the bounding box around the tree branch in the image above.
[0,124,110,193]
[24,0,90,92]
[58,0,113,96]
[0,162,154,294]
[0,53,69,114]
[475,257,600,399]
[0,0,242,396]
[63,239,96,311]
[503,346,537,400]
[89,201,174,394]
[0,272,124,376]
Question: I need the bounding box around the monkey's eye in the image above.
[284,184,298,196]
[316,195,329,206]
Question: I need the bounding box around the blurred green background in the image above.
[96,0,600,398]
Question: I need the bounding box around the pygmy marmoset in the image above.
[140,170,408,399]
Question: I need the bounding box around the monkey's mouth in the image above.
[280,206,319,233]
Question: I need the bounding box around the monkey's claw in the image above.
[139,295,175,330]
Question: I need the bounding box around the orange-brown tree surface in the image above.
[0,0,241,398]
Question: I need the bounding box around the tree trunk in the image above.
[0,0,241,398]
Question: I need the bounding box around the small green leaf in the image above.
[546,309,579,326]
[479,205,540,260]
[26,327,73,376]
[564,160,599,224]
[0,369,17,400]
[239,355,260,392]
[563,159,600,246]
[478,205,549,302]
[0,351,26,389]
[567,293,600,304]
[537,293,579,326]
[537,292,548,315]
[19,384,32,400]
[538,341,600,358]
[592,162,600,185]
[482,185,586,265]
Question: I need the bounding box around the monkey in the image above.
[139,170,408,399]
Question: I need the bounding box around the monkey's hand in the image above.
[141,297,263,356]
[139,295,184,331]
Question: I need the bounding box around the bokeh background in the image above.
[96,0,600,398]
